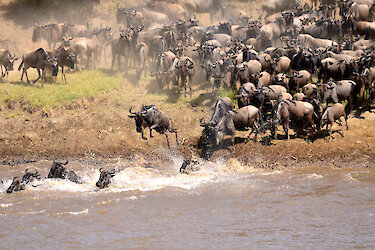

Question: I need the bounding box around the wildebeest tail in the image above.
[18,60,24,71]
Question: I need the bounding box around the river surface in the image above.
[1,157,375,249]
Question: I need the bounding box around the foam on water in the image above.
[0,203,13,208]
[0,158,286,195]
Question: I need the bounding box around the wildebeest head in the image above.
[96,168,116,189]
[21,168,40,184]
[200,119,218,147]
[323,81,338,103]
[6,177,24,194]
[128,107,147,133]
[48,161,69,179]
[32,24,43,42]
[47,57,59,76]
[2,51,18,71]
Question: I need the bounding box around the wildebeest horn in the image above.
[265,86,275,92]
[99,168,103,173]
[129,108,136,114]
[62,161,68,165]
[200,118,208,126]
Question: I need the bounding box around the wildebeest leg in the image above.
[1,65,4,77]
[329,123,333,141]
[149,129,153,138]
[345,115,348,130]
[165,133,171,149]
[141,130,147,140]
[172,130,179,145]
[61,66,66,83]
[111,53,116,72]
[284,121,289,141]
[189,76,192,98]
[24,68,30,84]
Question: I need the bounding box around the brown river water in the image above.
[1,156,375,249]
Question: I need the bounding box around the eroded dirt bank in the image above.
[1,85,374,169]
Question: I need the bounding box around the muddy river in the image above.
[1,157,374,248]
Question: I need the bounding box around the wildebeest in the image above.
[111,32,131,72]
[275,99,315,140]
[47,161,81,183]
[261,0,299,18]
[184,0,223,23]
[0,49,18,78]
[179,159,199,174]
[32,23,65,49]
[323,80,358,113]
[152,51,177,89]
[288,70,312,92]
[200,105,261,151]
[135,42,149,81]
[47,46,76,83]
[174,56,195,97]
[96,168,116,189]
[18,48,58,84]
[297,34,338,49]
[6,168,40,194]
[128,105,179,149]
[321,103,348,141]
[236,82,257,108]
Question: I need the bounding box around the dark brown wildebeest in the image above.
[47,161,82,183]
[0,49,18,78]
[6,169,40,194]
[47,47,76,83]
[96,168,116,189]
[128,105,179,149]
[32,23,65,49]
[18,48,58,84]
[111,32,131,73]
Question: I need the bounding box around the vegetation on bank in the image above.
[0,69,225,112]
[0,70,130,109]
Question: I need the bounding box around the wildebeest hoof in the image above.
[142,137,147,140]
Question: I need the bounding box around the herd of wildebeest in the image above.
[2,0,375,192]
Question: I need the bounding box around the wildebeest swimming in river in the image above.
[96,168,116,189]
[6,168,40,194]
[47,161,82,183]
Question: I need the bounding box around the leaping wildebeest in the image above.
[18,48,58,84]
[128,105,179,149]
